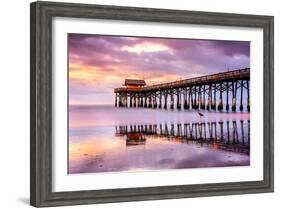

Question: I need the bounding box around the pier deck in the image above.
[114,68,250,111]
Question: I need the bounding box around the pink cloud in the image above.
[68,34,250,105]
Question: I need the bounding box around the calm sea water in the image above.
[69,105,250,174]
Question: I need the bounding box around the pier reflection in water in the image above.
[69,106,250,174]
[116,120,250,155]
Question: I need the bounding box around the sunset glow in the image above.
[68,34,250,105]
[121,42,172,54]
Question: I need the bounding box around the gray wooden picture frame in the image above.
[30,1,274,207]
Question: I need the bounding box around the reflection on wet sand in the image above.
[69,106,250,174]
[125,133,146,146]
[115,120,250,155]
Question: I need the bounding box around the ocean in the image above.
[69,105,250,174]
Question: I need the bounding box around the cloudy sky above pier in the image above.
[68,34,250,105]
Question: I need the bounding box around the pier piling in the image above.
[114,68,250,112]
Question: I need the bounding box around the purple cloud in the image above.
[68,33,250,105]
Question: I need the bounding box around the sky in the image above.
[68,34,250,105]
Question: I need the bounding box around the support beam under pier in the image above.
[232,81,237,111]
[226,82,229,111]
[247,80,250,111]
[218,83,223,111]
[240,80,244,111]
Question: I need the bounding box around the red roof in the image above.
[124,79,146,86]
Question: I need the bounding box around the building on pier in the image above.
[115,79,146,107]
[124,79,146,90]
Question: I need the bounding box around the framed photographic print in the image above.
[30,1,274,207]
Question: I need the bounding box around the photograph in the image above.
[29,1,274,207]
[68,34,251,174]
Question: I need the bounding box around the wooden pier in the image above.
[114,68,250,111]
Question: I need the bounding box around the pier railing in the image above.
[114,68,249,93]
[114,68,250,111]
